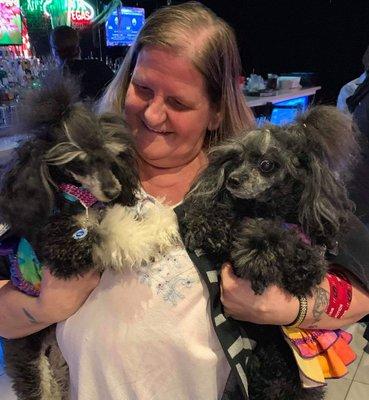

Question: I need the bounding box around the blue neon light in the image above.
[270,96,309,125]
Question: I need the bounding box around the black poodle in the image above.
[179,106,359,400]
[0,75,139,400]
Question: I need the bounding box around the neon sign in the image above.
[70,0,94,25]
[0,0,22,46]
[43,0,95,27]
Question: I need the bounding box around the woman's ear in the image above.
[207,109,221,131]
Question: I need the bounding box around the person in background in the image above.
[337,45,369,113]
[346,45,369,139]
[49,25,114,100]
[1,3,369,399]
[345,44,369,344]
[343,44,369,226]
[337,74,366,113]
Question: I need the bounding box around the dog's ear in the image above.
[113,155,140,207]
[19,72,80,132]
[0,140,54,238]
[99,113,140,206]
[298,151,353,245]
[187,140,242,205]
[292,106,357,243]
[98,113,132,155]
[296,106,360,178]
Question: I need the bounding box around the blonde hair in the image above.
[98,1,255,146]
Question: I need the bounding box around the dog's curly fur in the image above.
[0,74,142,400]
[179,106,359,400]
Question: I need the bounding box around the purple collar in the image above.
[58,183,98,208]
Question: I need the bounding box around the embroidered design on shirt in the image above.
[133,190,200,306]
[136,250,199,306]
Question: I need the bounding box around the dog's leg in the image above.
[231,218,289,294]
[231,218,327,296]
[3,327,68,400]
[280,241,327,298]
[41,330,69,400]
[36,211,100,279]
[245,325,325,400]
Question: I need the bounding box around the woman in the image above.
[1,2,369,399]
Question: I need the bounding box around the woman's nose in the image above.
[143,97,167,127]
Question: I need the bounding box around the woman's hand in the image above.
[220,263,299,325]
[37,268,101,324]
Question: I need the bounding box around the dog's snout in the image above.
[103,187,121,200]
[227,175,242,189]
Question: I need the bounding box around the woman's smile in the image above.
[141,119,172,135]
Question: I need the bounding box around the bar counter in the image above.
[245,86,321,108]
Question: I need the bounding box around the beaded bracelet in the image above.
[284,295,308,328]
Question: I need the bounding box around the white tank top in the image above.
[56,194,230,400]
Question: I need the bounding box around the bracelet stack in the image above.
[284,295,308,328]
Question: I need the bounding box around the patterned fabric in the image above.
[10,237,43,296]
[282,327,356,387]
[0,236,42,296]
[0,222,10,237]
[190,249,253,399]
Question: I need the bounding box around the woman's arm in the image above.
[0,269,100,339]
[221,214,369,328]
[220,263,369,329]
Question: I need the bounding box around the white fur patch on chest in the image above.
[93,199,181,271]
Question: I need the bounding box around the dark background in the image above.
[29,0,369,104]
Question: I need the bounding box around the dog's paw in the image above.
[235,249,275,295]
[231,219,284,290]
[281,243,327,297]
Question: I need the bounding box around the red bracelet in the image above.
[325,268,352,319]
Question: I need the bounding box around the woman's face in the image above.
[124,46,220,169]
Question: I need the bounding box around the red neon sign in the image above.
[70,10,93,25]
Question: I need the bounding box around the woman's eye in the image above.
[134,83,153,98]
[168,98,190,111]
[258,159,276,173]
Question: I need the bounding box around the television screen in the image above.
[0,0,22,46]
[105,7,145,47]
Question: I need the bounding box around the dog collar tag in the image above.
[72,228,88,240]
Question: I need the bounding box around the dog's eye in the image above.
[258,159,275,173]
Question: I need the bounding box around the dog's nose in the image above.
[103,187,121,200]
[227,176,241,188]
